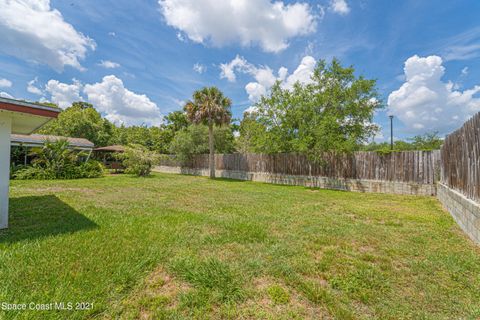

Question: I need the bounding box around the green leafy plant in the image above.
[13,140,103,180]
[120,144,160,177]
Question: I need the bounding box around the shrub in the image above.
[78,160,105,178]
[13,140,104,180]
[120,144,159,177]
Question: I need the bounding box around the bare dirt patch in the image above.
[112,266,191,320]
[231,277,331,319]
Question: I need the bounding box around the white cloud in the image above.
[443,44,480,61]
[282,56,316,89]
[0,92,13,99]
[387,55,480,134]
[172,98,185,107]
[0,78,12,88]
[45,79,83,109]
[83,75,162,126]
[245,82,267,102]
[439,27,480,62]
[42,76,161,125]
[176,32,186,42]
[220,55,254,82]
[27,77,43,95]
[98,60,121,69]
[220,55,316,103]
[330,0,350,15]
[193,63,207,74]
[159,0,317,53]
[0,0,95,72]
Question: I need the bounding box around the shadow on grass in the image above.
[0,195,97,244]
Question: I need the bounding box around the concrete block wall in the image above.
[153,166,437,196]
[437,183,480,244]
[155,166,480,244]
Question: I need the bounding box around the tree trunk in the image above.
[208,123,215,178]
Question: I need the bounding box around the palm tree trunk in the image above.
[208,123,215,178]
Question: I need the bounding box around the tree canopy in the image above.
[38,102,116,147]
[239,59,382,160]
[184,87,232,126]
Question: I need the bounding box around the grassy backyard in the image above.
[1,173,479,319]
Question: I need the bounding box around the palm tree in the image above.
[184,87,232,178]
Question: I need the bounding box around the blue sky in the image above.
[0,0,479,140]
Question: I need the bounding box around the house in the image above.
[0,97,61,229]
[10,134,94,166]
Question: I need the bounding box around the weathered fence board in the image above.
[160,150,441,184]
[441,112,480,202]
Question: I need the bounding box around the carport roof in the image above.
[0,97,61,134]
[11,134,94,149]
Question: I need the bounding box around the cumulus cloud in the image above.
[330,0,350,15]
[159,0,317,52]
[42,76,161,125]
[193,63,207,74]
[220,55,316,103]
[0,0,95,71]
[0,92,13,99]
[282,56,316,89]
[27,77,43,95]
[220,56,254,82]
[45,79,83,109]
[98,60,121,69]
[387,55,480,134]
[84,75,162,126]
[0,78,12,88]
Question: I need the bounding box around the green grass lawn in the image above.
[1,173,479,319]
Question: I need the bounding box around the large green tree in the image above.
[169,125,236,162]
[155,111,190,153]
[184,87,232,178]
[241,59,381,160]
[38,102,115,147]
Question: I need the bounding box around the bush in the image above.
[120,144,159,177]
[12,140,104,180]
[78,160,104,178]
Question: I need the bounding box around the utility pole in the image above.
[389,115,394,150]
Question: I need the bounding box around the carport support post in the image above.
[0,115,12,229]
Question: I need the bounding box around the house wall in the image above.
[0,115,12,229]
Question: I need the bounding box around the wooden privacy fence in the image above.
[160,150,441,184]
[441,112,480,202]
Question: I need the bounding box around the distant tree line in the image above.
[361,132,443,153]
[37,101,236,157]
[37,59,443,168]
